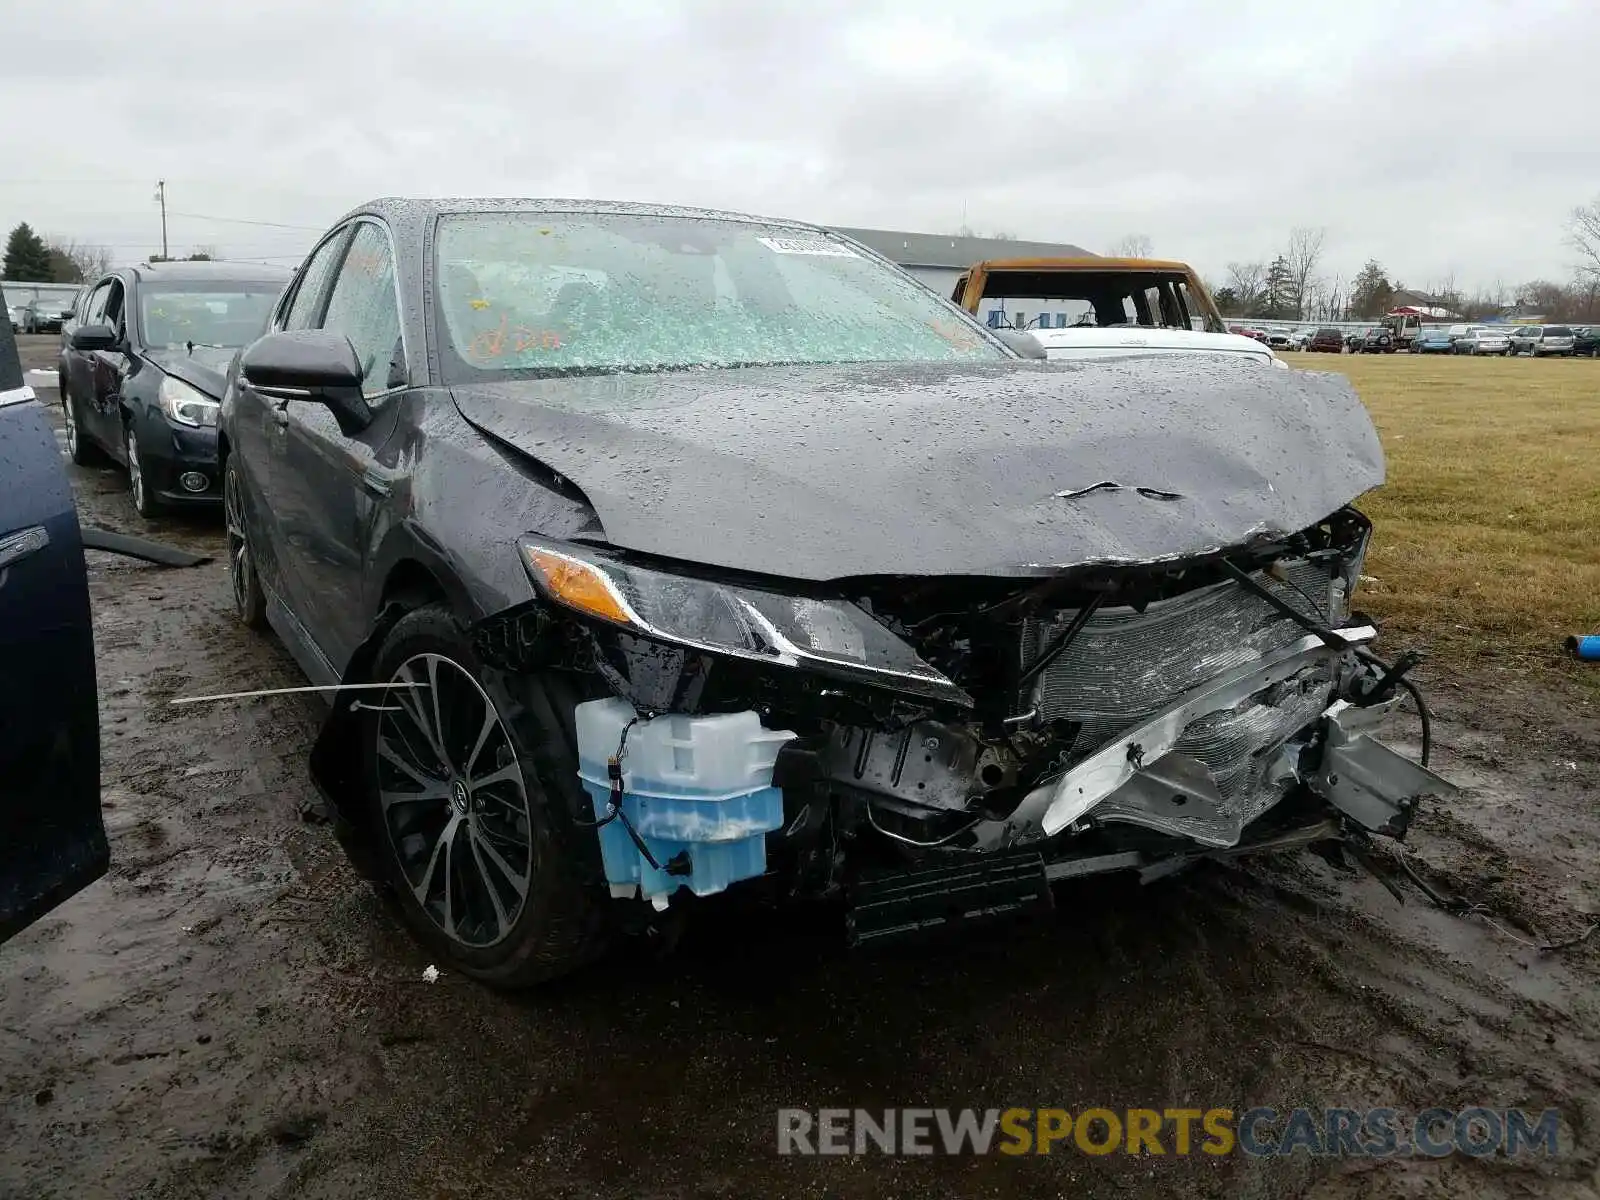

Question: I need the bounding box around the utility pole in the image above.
[154,180,168,260]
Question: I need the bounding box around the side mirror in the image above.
[240,330,371,434]
[70,324,119,352]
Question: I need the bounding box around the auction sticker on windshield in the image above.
[756,235,860,257]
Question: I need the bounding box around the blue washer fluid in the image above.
[574,699,796,908]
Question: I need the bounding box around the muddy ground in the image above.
[3,337,1598,1199]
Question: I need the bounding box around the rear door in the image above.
[0,317,108,944]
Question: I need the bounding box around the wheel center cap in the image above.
[450,779,470,814]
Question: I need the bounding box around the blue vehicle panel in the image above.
[0,313,108,942]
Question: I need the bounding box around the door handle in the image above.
[0,525,49,570]
[0,525,49,589]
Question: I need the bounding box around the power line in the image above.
[167,210,326,231]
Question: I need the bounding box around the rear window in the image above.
[1544,327,1573,337]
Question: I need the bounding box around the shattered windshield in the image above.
[139,283,282,348]
[433,213,1006,380]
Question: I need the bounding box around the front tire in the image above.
[125,423,161,518]
[361,605,607,987]
[62,390,107,466]
[223,456,268,630]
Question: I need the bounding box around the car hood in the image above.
[451,359,1385,582]
[143,346,237,398]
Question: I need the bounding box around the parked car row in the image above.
[1283,323,1597,357]
[1418,324,1587,357]
[8,292,81,335]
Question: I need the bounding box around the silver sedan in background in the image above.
[1459,328,1510,355]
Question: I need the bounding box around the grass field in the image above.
[1295,352,1600,676]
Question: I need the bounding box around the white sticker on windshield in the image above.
[756,235,860,258]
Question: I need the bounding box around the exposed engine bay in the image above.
[473,506,1456,944]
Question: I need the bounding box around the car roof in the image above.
[338,196,826,232]
[127,260,295,283]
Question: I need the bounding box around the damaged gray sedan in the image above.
[219,198,1454,986]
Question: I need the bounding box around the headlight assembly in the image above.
[517,537,970,704]
[158,376,219,428]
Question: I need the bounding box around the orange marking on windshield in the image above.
[466,314,562,359]
[466,314,508,358]
[512,328,561,351]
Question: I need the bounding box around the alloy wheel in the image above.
[376,653,534,948]
[126,428,145,510]
[224,464,251,615]
[63,398,78,457]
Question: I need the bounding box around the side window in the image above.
[319,222,403,397]
[83,282,111,325]
[1173,281,1199,328]
[103,281,125,335]
[283,232,349,331]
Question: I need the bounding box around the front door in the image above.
[63,278,111,439]
[85,279,131,456]
[0,319,107,943]
[277,219,407,673]
[231,226,353,621]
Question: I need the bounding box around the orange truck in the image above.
[948,257,1227,334]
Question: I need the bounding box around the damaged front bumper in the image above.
[982,626,1455,851]
[469,514,1458,944]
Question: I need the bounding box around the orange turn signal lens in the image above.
[522,547,633,626]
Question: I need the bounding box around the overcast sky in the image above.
[1,0,1595,296]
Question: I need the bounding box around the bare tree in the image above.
[1225,261,1266,312]
[44,236,114,283]
[1108,233,1153,258]
[1436,267,1460,313]
[1573,275,1599,323]
[1283,226,1326,320]
[1570,195,1600,285]
[1317,272,1345,321]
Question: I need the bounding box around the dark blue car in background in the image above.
[57,261,291,518]
[0,300,109,943]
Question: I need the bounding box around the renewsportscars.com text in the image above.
[776,1107,1562,1158]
